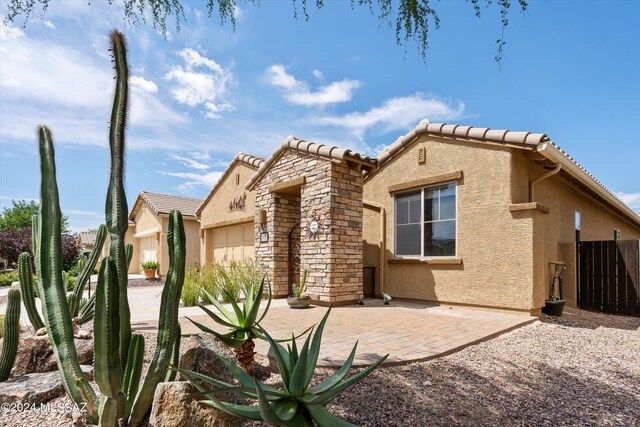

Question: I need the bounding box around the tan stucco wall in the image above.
[363,135,540,312]
[513,152,640,308]
[199,161,257,265]
[157,216,200,276]
[101,225,138,274]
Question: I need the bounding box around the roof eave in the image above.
[537,142,640,227]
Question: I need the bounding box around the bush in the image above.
[181,265,201,307]
[0,271,19,287]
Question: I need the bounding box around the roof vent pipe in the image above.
[529,163,562,203]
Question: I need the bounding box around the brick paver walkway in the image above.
[170,299,536,367]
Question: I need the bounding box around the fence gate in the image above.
[576,240,639,315]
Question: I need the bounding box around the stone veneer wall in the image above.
[254,149,364,303]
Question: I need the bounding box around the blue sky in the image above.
[1,0,639,232]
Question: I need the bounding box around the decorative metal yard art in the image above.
[542,261,566,316]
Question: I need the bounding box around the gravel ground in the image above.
[2,307,638,426]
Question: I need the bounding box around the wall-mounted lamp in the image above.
[258,209,267,227]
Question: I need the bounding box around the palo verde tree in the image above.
[4,0,528,63]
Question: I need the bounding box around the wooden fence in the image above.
[576,240,639,315]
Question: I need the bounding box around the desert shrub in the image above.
[181,265,201,307]
[199,263,219,304]
[0,271,19,287]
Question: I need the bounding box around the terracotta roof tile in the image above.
[130,191,203,220]
[78,231,97,246]
[246,136,377,190]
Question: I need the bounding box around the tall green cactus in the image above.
[128,210,186,427]
[36,126,99,420]
[0,289,21,381]
[33,30,186,427]
[72,224,107,304]
[18,252,44,330]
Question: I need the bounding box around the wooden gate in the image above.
[576,240,639,315]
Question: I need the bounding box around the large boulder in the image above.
[148,381,241,427]
[12,334,94,376]
[0,365,93,405]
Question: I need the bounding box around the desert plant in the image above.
[292,269,308,298]
[0,289,21,381]
[18,251,44,329]
[0,271,19,288]
[187,276,272,374]
[179,307,388,426]
[217,262,241,303]
[141,260,159,270]
[182,265,202,307]
[33,31,185,427]
[200,263,219,304]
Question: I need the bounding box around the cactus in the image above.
[128,210,186,427]
[72,225,107,304]
[0,289,21,381]
[164,323,181,382]
[18,252,45,330]
[36,126,99,419]
[78,297,88,313]
[32,30,186,427]
[66,292,78,318]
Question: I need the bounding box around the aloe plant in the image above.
[32,30,185,426]
[187,276,272,373]
[179,307,388,426]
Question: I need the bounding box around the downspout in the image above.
[529,163,561,202]
[363,201,386,298]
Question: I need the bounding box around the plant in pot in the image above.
[287,269,311,309]
[141,260,159,280]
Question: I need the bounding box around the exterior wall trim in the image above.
[132,228,161,238]
[388,257,463,265]
[509,202,550,214]
[387,170,463,193]
[268,176,307,194]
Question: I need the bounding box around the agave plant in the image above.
[178,307,388,426]
[186,276,272,373]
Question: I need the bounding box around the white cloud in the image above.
[161,170,224,192]
[313,69,323,79]
[169,153,210,170]
[130,75,158,93]
[616,192,640,210]
[265,65,361,106]
[164,48,234,119]
[315,93,465,139]
[43,20,56,29]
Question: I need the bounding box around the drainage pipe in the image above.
[363,200,386,298]
[529,163,561,202]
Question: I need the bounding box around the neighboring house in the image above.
[77,230,98,256]
[198,120,640,315]
[196,153,264,265]
[128,191,202,276]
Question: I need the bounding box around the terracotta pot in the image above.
[287,296,311,309]
[144,269,156,280]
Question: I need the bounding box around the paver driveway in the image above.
[133,296,536,367]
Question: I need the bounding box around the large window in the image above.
[395,183,456,257]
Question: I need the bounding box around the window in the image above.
[575,211,581,242]
[395,183,456,257]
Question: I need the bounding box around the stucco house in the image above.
[196,153,264,265]
[77,230,99,256]
[127,191,202,276]
[198,119,640,315]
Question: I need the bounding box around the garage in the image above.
[211,223,254,262]
[139,235,158,266]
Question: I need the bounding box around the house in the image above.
[127,191,203,276]
[77,230,100,257]
[196,153,264,265]
[199,120,640,315]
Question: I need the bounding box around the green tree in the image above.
[0,199,70,233]
[3,0,528,63]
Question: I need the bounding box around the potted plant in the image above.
[287,269,311,309]
[542,261,566,316]
[141,260,159,280]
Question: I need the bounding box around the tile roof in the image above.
[195,152,264,217]
[78,231,97,246]
[246,136,377,190]
[129,191,203,220]
[376,119,549,165]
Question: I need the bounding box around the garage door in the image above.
[211,224,254,262]
[139,236,158,266]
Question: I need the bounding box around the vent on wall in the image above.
[418,147,426,164]
[236,173,240,185]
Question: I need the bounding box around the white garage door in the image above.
[139,236,158,266]
[211,224,254,262]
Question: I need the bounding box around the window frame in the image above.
[393,181,458,259]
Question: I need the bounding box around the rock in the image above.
[0,365,93,405]
[12,334,94,376]
[148,381,242,427]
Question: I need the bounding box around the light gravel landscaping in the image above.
[1,307,638,426]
